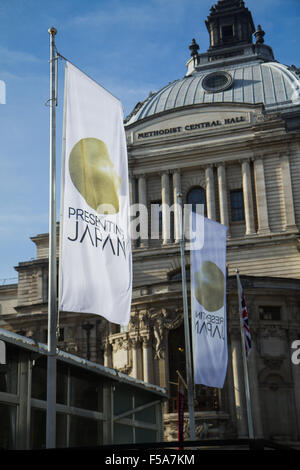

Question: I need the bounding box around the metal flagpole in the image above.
[236,268,254,439]
[46,26,58,449]
[177,192,196,441]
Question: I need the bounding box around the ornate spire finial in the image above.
[254,24,265,44]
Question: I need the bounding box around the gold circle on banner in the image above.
[195,261,225,312]
[69,137,121,214]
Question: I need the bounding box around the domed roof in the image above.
[125,61,300,126]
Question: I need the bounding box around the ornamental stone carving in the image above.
[150,307,183,359]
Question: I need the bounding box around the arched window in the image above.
[186,187,207,216]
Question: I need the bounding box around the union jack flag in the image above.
[237,272,251,357]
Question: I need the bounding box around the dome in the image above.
[125,61,300,126]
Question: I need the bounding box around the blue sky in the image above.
[0,0,299,282]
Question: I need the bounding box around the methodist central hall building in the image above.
[1,0,300,444]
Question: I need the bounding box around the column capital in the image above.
[252,152,265,162]
[170,168,181,175]
[204,163,214,171]
[159,170,170,177]
[129,335,141,349]
[141,335,152,348]
[240,157,251,166]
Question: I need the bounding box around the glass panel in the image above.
[114,384,132,416]
[31,410,69,449]
[230,189,245,222]
[187,187,207,231]
[187,187,206,215]
[57,362,68,405]
[70,367,103,412]
[0,344,18,394]
[0,403,17,449]
[31,408,46,449]
[114,423,133,444]
[134,390,157,424]
[69,416,103,447]
[135,428,157,444]
[31,357,47,401]
[56,413,67,448]
[135,405,156,424]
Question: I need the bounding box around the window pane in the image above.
[135,405,156,424]
[69,416,103,447]
[187,187,206,215]
[114,384,132,416]
[31,408,46,449]
[57,362,68,405]
[114,423,133,444]
[0,403,17,449]
[56,413,67,448]
[0,344,18,394]
[70,368,103,412]
[31,357,47,401]
[230,190,245,221]
[187,187,207,232]
[135,428,157,444]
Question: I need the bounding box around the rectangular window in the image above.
[222,25,234,42]
[259,306,281,321]
[151,200,162,238]
[230,189,245,222]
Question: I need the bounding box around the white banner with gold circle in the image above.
[59,62,132,325]
[191,214,228,388]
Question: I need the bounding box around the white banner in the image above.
[191,214,228,388]
[59,62,132,325]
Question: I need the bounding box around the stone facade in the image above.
[1,0,300,445]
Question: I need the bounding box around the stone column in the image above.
[205,165,216,220]
[172,170,181,243]
[142,336,154,384]
[253,157,270,235]
[280,153,297,231]
[217,164,230,233]
[231,330,248,438]
[131,337,139,379]
[104,341,113,368]
[138,174,148,247]
[129,172,135,207]
[161,171,171,244]
[241,160,256,235]
[129,173,137,248]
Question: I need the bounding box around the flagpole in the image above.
[46,26,58,449]
[177,192,196,441]
[236,268,254,439]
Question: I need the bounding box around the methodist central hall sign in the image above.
[137,115,246,139]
